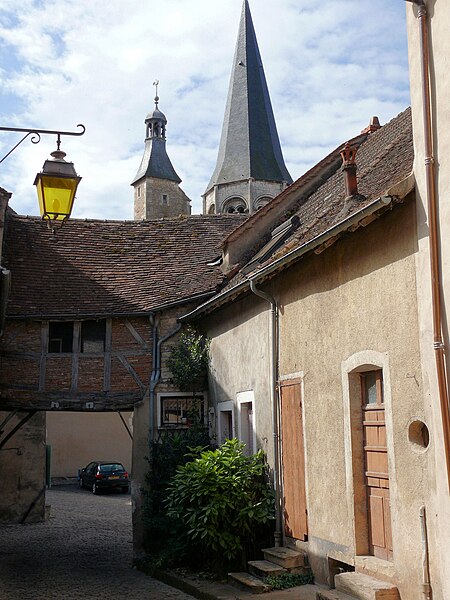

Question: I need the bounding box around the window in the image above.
[161,194,169,206]
[237,391,256,455]
[48,322,73,353]
[81,320,106,353]
[223,197,248,214]
[217,400,235,444]
[361,370,383,405]
[137,186,142,198]
[158,393,206,428]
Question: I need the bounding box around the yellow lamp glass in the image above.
[35,174,80,222]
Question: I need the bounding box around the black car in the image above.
[79,461,129,494]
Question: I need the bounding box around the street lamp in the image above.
[0,124,85,224]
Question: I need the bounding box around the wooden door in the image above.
[280,378,308,541]
[361,371,393,561]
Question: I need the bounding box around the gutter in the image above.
[5,291,216,322]
[181,193,400,322]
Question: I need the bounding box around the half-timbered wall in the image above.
[0,317,153,411]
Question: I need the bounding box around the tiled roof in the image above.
[3,214,244,318]
[183,107,414,318]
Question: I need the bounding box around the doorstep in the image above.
[145,566,323,600]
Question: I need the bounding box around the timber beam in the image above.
[0,391,145,412]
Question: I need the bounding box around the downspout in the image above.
[419,505,432,600]
[149,320,182,443]
[248,279,282,547]
[406,0,450,490]
[148,313,158,444]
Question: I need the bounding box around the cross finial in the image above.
[153,80,160,107]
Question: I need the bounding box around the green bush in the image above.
[165,439,275,565]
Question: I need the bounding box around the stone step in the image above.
[262,546,307,569]
[248,560,287,578]
[335,572,400,600]
[228,572,272,594]
[316,590,356,600]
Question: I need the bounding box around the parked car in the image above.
[78,461,129,494]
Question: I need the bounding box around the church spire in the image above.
[132,83,191,220]
[203,0,292,215]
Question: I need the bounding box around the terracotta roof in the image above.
[3,214,244,319]
[182,107,414,319]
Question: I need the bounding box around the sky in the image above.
[0,0,411,220]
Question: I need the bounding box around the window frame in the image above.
[157,392,207,429]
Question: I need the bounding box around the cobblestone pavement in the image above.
[0,484,194,600]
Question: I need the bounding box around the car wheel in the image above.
[121,486,129,494]
[92,482,98,495]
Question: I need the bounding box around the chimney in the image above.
[361,116,381,135]
[340,142,359,197]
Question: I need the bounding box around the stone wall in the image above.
[134,177,191,220]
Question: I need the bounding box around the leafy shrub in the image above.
[142,423,211,564]
[165,439,275,565]
[167,326,210,392]
[265,572,314,589]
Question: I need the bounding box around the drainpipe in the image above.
[149,320,182,443]
[248,279,282,547]
[419,505,432,599]
[406,0,450,490]
[148,313,158,444]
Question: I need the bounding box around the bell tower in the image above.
[203,0,292,215]
[132,83,191,220]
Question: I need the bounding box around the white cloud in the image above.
[0,0,410,219]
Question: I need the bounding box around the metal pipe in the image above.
[148,313,158,445]
[248,279,282,547]
[148,321,182,443]
[419,505,432,599]
[407,0,450,490]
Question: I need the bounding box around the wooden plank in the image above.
[117,353,146,391]
[125,319,147,347]
[280,379,308,541]
[0,391,143,412]
[104,319,112,392]
[39,322,49,391]
[71,322,81,392]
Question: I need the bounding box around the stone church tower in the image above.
[203,0,292,215]
[132,89,191,220]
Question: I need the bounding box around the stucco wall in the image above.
[46,411,132,477]
[201,297,274,466]
[268,200,426,597]
[407,2,450,598]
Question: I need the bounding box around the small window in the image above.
[159,393,205,428]
[81,320,106,353]
[137,186,142,198]
[48,322,73,353]
[161,194,169,206]
[361,370,383,406]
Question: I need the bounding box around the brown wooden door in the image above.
[361,371,393,561]
[280,378,308,541]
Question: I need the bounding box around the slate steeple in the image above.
[203,0,292,215]
[132,83,191,220]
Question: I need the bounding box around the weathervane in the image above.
[153,80,160,107]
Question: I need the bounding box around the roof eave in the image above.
[180,172,415,322]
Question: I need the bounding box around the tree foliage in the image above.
[167,326,210,392]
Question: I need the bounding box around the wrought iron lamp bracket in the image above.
[0,124,85,164]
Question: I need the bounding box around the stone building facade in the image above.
[132,96,191,220]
